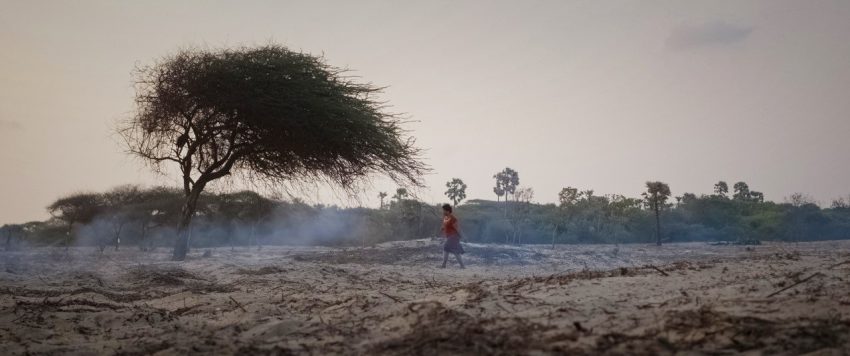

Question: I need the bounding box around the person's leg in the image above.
[454,253,465,269]
[441,251,449,268]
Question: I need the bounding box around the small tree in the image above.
[733,182,751,201]
[392,188,409,203]
[120,45,425,260]
[101,185,144,252]
[713,181,729,198]
[445,178,468,207]
[553,187,580,247]
[510,186,534,244]
[643,181,671,246]
[3,224,23,251]
[47,192,103,251]
[130,187,183,251]
[493,183,505,204]
[217,190,276,250]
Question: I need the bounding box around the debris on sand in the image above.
[127,266,205,286]
[294,242,547,266]
[371,301,577,355]
[2,240,850,355]
[596,306,850,354]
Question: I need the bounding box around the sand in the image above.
[2,239,849,355]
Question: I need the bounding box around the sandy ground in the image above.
[2,239,850,355]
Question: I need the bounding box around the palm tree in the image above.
[378,192,387,209]
[494,168,519,217]
[643,181,671,246]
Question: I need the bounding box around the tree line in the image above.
[6,169,847,252]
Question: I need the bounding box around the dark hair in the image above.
[442,204,452,213]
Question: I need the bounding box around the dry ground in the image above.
[2,239,850,355]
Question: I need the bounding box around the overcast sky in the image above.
[2,0,849,224]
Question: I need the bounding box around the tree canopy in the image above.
[119,45,426,259]
[445,178,468,206]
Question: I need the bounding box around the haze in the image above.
[2,0,849,224]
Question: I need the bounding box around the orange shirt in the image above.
[442,214,459,238]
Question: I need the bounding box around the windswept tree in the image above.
[713,181,729,198]
[445,178,468,207]
[120,45,426,260]
[643,181,671,246]
[47,192,104,251]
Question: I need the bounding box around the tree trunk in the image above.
[65,222,74,252]
[139,223,148,252]
[173,185,204,261]
[250,223,258,251]
[5,229,12,251]
[654,203,662,246]
[229,223,235,252]
[551,225,557,249]
[114,224,123,251]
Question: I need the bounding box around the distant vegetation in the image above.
[3,176,849,251]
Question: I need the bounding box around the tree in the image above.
[392,188,409,203]
[831,197,849,209]
[713,181,729,198]
[101,185,144,252]
[445,178,468,207]
[493,183,505,204]
[216,190,276,250]
[378,192,387,209]
[3,224,23,251]
[493,167,519,216]
[643,181,671,246]
[733,182,750,201]
[119,45,425,260]
[786,192,814,207]
[510,186,534,244]
[47,192,104,251]
[130,187,183,251]
[558,187,580,208]
[553,187,580,247]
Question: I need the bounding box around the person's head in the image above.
[442,203,452,216]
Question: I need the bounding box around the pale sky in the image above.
[2,0,850,224]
